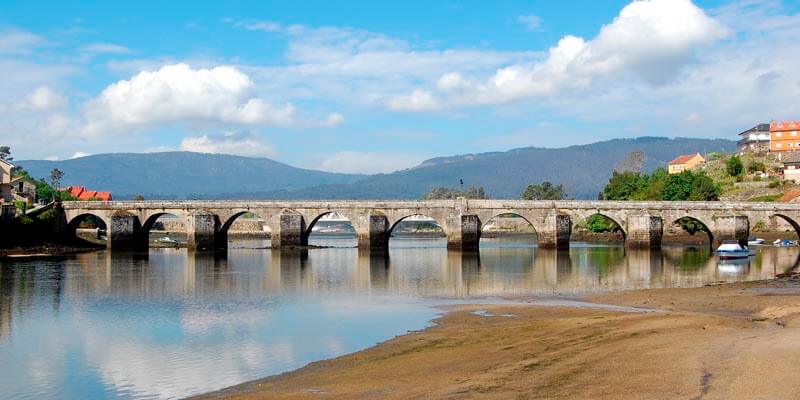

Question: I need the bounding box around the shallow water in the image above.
[1,237,797,399]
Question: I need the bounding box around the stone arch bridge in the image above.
[58,199,800,251]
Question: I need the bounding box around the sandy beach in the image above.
[196,274,800,400]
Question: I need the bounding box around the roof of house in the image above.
[669,153,702,165]
[781,152,800,164]
[63,186,113,201]
[9,175,34,183]
[0,158,13,168]
[771,120,800,132]
[738,123,770,136]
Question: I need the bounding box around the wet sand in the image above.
[196,276,800,400]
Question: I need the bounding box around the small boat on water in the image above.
[747,237,765,246]
[773,239,798,247]
[715,240,751,259]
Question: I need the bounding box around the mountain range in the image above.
[17,137,737,200]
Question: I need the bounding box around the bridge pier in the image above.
[538,214,572,249]
[446,214,481,251]
[357,214,390,251]
[186,212,217,251]
[108,213,147,251]
[625,215,663,248]
[272,214,307,248]
[712,215,749,247]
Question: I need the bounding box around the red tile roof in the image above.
[669,154,699,165]
[63,186,112,201]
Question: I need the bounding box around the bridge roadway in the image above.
[58,199,800,251]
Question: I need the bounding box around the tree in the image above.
[726,155,744,177]
[0,146,11,161]
[134,194,145,201]
[688,173,720,201]
[662,171,719,201]
[585,215,621,233]
[35,179,58,203]
[662,172,694,201]
[50,168,65,201]
[747,160,766,173]
[522,182,566,200]
[602,172,646,200]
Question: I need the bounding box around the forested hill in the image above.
[17,152,365,199]
[272,137,737,200]
[17,137,736,200]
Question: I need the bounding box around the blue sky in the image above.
[1,0,799,173]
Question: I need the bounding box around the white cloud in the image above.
[179,131,276,157]
[71,151,91,159]
[0,29,43,54]
[241,24,541,107]
[19,86,69,110]
[82,63,297,135]
[234,20,282,32]
[81,43,131,54]
[387,89,442,111]
[389,0,730,111]
[322,112,345,127]
[318,151,428,174]
[517,15,542,31]
[44,156,59,161]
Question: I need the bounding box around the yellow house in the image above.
[668,153,705,174]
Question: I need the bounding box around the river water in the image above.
[1,236,798,399]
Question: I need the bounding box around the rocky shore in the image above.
[196,273,800,400]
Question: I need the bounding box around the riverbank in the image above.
[197,274,800,399]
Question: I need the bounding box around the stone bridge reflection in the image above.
[3,246,798,317]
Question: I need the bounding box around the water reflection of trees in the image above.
[3,244,800,337]
[0,258,68,339]
[662,246,712,271]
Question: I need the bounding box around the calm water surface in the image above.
[1,236,798,399]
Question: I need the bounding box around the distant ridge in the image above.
[17,152,365,199]
[17,137,736,200]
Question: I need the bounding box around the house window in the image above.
[776,132,783,137]
[790,143,794,147]
[777,143,783,148]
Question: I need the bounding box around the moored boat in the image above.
[715,240,751,259]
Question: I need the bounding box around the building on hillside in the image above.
[668,153,706,174]
[737,123,770,153]
[780,152,800,183]
[63,186,113,201]
[0,158,14,204]
[769,120,800,155]
[0,158,13,202]
[10,176,36,204]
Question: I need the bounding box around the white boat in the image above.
[715,241,751,259]
[747,237,764,246]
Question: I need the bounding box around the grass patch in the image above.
[749,194,782,202]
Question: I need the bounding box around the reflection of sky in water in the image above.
[0,238,798,399]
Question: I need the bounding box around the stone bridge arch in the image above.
[140,209,190,233]
[477,211,539,241]
[565,209,628,240]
